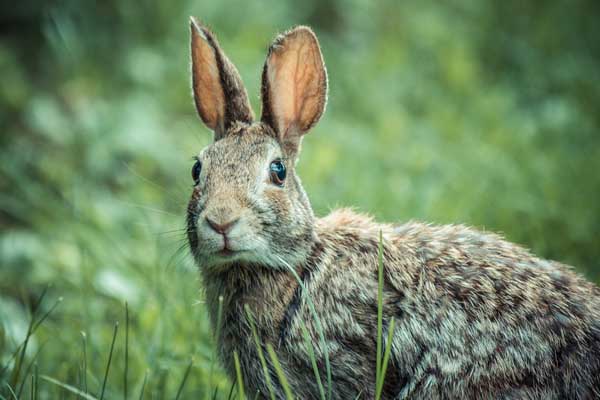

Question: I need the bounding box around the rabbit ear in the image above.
[260,26,327,153]
[190,18,254,139]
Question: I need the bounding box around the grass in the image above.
[3,3,598,397]
[1,233,395,399]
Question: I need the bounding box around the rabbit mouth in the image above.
[216,248,241,257]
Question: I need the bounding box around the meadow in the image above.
[1,0,599,398]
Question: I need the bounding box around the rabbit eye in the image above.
[191,160,202,185]
[269,159,286,186]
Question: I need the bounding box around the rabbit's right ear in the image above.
[260,26,328,156]
[190,18,254,139]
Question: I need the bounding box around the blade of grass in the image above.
[298,320,325,400]
[207,295,224,400]
[138,370,148,400]
[226,381,236,400]
[375,317,395,400]
[81,332,88,394]
[174,359,194,400]
[277,257,331,400]
[266,344,294,400]
[124,303,129,400]
[2,383,16,400]
[31,363,38,400]
[9,294,62,393]
[233,351,245,400]
[40,375,98,400]
[99,322,119,400]
[244,305,276,400]
[375,317,396,400]
[16,339,48,398]
[8,287,51,388]
[31,296,63,333]
[375,230,384,395]
[35,364,38,400]
[5,287,42,382]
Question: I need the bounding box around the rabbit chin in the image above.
[192,236,309,271]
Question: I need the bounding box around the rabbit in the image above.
[185,17,600,400]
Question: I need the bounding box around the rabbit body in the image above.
[201,209,600,399]
[186,19,600,399]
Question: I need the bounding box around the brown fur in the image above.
[185,21,600,399]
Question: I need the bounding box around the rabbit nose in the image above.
[205,216,239,234]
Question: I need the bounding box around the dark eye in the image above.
[269,159,286,186]
[191,160,202,184]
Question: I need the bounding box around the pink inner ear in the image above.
[266,28,327,137]
[191,25,225,131]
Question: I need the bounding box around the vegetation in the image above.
[1,0,599,398]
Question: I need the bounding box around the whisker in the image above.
[114,200,180,217]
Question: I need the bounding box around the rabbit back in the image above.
[273,209,600,399]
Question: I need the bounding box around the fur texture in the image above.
[185,21,600,399]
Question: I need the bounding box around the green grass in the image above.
[1,234,395,399]
[2,0,599,398]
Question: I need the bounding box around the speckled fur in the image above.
[186,21,600,399]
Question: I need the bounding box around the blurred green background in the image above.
[1,0,599,398]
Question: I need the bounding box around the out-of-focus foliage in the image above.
[1,0,599,398]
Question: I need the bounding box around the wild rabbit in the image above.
[185,18,600,399]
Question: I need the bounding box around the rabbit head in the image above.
[186,18,328,270]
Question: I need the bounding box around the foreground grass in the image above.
[2,1,599,398]
[1,234,394,400]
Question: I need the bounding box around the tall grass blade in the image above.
[244,305,276,400]
[233,352,245,400]
[81,332,88,394]
[138,370,148,400]
[174,359,194,400]
[375,317,396,400]
[17,339,48,398]
[266,343,294,400]
[31,296,63,333]
[124,303,129,400]
[99,322,119,400]
[40,375,98,400]
[207,295,224,400]
[226,382,236,400]
[298,320,325,400]
[375,230,384,395]
[3,383,17,400]
[8,287,50,388]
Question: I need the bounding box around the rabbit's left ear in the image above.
[261,26,327,154]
